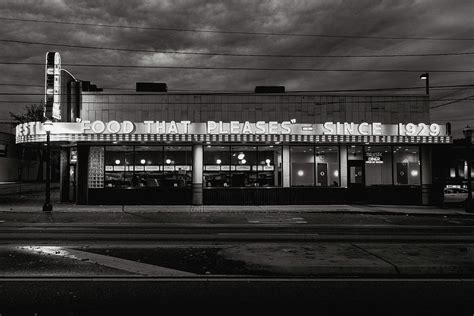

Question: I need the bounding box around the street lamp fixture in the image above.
[42,120,53,212]
[420,73,429,95]
[463,125,473,212]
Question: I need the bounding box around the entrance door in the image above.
[347,160,366,202]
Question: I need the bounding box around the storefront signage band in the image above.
[16,120,445,137]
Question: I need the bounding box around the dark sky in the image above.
[0,0,473,138]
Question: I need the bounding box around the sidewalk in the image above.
[0,186,472,216]
[1,203,472,215]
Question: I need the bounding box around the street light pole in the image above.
[463,125,473,212]
[420,73,429,95]
[42,120,53,212]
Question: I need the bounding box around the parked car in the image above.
[443,187,472,207]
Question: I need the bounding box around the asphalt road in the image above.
[1,210,474,314]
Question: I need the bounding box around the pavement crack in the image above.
[350,243,401,274]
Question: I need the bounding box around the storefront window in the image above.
[133,146,163,187]
[203,145,282,188]
[231,146,257,187]
[203,146,231,187]
[257,146,282,187]
[290,146,314,186]
[315,146,339,187]
[393,146,420,185]
[365,146,393,185]
[163,146,192,187]
[105,146,133,188]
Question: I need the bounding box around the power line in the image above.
[1,83,474,94]
[0,83,43,87]
[435,117,474,122]
[1,16,473,41]
[431,94,474,109]
[1,38,474,59]
[2,61,474,73]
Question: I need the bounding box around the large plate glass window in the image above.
[231,146,257,187]
[315,146,339,187]
[105,146,133,188]
[203,146,230,187]
[365,145,393,185]
[393,146,420,185]
[163,146,192,187]
[257,146,282,187]
[133,146,163,187]
[290,146,314,186]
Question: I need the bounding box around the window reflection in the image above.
[105,146,133,188]
[393,146,420,185]
[133,146,162,187]
[290,146,314,186]
[203,145,282,187]
[162,146,192,187]
[104,145,192,188]
[315,146,339,187]
[231,146,257,187]
[203,146,231,187]
[257,146,282,187]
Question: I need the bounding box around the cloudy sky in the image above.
[0,0,473,138]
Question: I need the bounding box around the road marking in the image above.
[16,246,196,277]
[246,216,307,224]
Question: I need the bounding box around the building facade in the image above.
[16,79,452,205]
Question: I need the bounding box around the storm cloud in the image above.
[0,0,473,137]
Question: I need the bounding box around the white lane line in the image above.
[16,246,196,277]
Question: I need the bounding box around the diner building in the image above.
[15,54,452,205]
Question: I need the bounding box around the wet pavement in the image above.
[1,242,473,278]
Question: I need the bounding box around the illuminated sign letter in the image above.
[207,121,218,134]
[242,121,253,134]
[281,121,291,134]
[268,121,278,134]
[358,122,369,135]
[230,121,240,134]
[144,121,153,133]
[323,122,335,135]
[219,121,229,134]
[372,122,382,135]
[168,121,178,134]
[255,121,266,134]
[122,121,135,134]
[156,121,166,134]
[344,122,356,135]
[91,121,106,134]
[180,121,191,134]
[81,120,91,133]
[107,120,121,134]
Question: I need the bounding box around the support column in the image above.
[283,145,290,187]
[76,145,89,205]
[340,146,348,187]
[59,148,70,202]
[192,144,203,205]
[421,146,432,205]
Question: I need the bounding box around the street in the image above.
[0,206,474,315]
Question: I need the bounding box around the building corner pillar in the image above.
[59,148,70,202]
[421,146,432,205]
[192,144,203,205]
[282,145,290,187]
[340,146,348,188]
